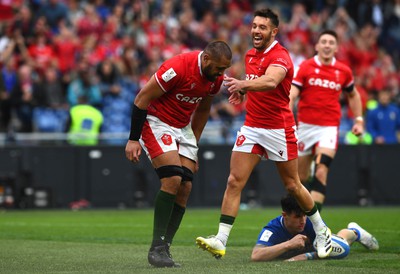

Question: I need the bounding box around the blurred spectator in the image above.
[0,55,17,132]
[94,0,112,23]
[52,24,81,89]
[0,24,30,65]
[161,25,190,60]
[37,0,70,34]
[179,7,208,49]
[0,66,7,131]
[66,61,102,107]
[0,0,23,22]
[332,14,355,67]
[142,17,167,51]
[9,64,40,132]
[288,39,307,73]
[366,89,400,144]
[35,66,67,109]
[52,24,81,74]
[66,0,84,29]
[27,33,57,77]
[76,3,103,40]
[388,74,400,106]
[103,3,125,37]
[114,34,145,79]
[363,51,397,94]
[95,57,122,96]
[381,0,400,68]
[283,3,311,45]
[33,66,69,133]
[89,31,121,65]
[346,23,379,77]
[66,95,103,146]
[326,7,357,39]
[32,15,52,42]
[356,0,384,29]
[10,4,36,46]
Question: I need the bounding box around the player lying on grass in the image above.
[251,195,379,262]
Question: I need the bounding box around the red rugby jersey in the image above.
[292,56,354,126]
[151,51,223,128]
[244,41,295,129]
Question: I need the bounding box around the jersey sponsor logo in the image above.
[161,134,173,145]
[260,230,273,242]
[176,93,203,104]
[162,68,177,82]
[236,134,246,146]
[246,74,259,81]
[278,150,284,157]
[308,78,342,91]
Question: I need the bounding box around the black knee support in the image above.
[155,165,183,180]
[314,153,333,168]
[181,166,194,182]
[310,177,327,195]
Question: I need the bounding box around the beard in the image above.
[253,31,273,51]
[202,65,218,82]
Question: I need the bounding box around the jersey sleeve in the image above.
[154,57,184,92]
[270,52,292,73]
[342,66,355,93]
[255,227,281,246]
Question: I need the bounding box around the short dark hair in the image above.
[318,30,338,42]
[254,8,279,27]
[281,194,304,215]
[204,40,232,61]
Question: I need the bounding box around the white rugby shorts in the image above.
[297,122,339,156]
[139,115,198,162]
[232,125,298,161]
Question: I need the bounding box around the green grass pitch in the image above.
[0,207,399,273]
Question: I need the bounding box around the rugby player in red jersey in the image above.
[196,8,332,260]
[289,30,364,212]
[125,41,232,267]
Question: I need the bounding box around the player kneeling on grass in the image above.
[251,195,379,262]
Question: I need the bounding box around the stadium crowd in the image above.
[0,0,399,144]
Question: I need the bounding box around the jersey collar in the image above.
[198,51,203,77]
[262,40,278,54]
[314,55,336,66]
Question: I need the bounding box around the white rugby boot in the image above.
[348,222,379,250]
[314,226,333,258]
[196,235,226,259]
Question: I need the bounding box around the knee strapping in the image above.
[310,177,327,195]
[155,165,183,180]
[314,153,333,168]
[181,166,194,182]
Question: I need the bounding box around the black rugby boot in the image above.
[148,245,175,267]
[165,243,181,268]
